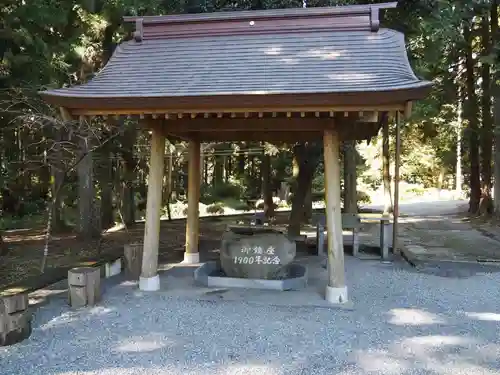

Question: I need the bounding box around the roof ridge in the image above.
[125,3,398,42]
[124,3,397,25]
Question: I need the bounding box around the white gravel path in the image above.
[1,257,500,375]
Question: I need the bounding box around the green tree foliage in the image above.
[1,0,499,241]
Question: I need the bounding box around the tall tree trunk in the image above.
[222,156,228,183]
[120,125,137,227]
[491,1,500,216]
[200,147,205,185]
[303,186,313,222]
[162,144,173,206]
[203,157,208,185]
[237,145,246,177]
[262,153,275,219]
[161,142,173,220]
[288,143,320,236]
[99,152,114,229]
[480,12,493,215]
[213,155,224,187]
[39,153,51,202]
[0,232,8,256]
[382,114,393,214]
[50,128,66,232]
[464,23,481,214]
[227,155,232,182]
[456,88,463,195]
[343,140,357,214]
[250,156,256,181]
[77,135,98,237]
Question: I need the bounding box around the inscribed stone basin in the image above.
[220,226,296,280]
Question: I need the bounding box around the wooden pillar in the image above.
[139,125,165,291]
[184,138,201,263]
[323,129,348,304]
[392,110,402,255]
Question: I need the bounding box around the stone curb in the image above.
[400,243,500,268]
[194,261,308,291]
[399,244,425,267]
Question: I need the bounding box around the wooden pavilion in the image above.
[39,2,431,304]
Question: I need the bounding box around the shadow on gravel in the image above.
[2,262,499,375]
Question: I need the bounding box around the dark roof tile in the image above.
[42,29,430,102]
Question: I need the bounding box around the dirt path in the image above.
[4,198,499,289]
[0,212,301,289]
[0,216,240,289]
[388,200,500,262]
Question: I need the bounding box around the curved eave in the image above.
[40,83,431,115]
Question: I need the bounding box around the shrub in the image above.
[201,182,242,204]
[311,190,324,201]
[357,190,371,204]
[222,198,250,211]
[311,174,325,193]
[405,186,425,196]
[255,198,280,210]
[206,203,225,215]
[278,200,289,209]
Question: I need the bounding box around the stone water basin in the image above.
[194,261,308,291]
[195,225,308,290]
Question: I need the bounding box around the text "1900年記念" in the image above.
[233,245,281,265]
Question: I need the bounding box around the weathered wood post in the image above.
[140,123,166,291]
[323,128,348,304]
[316,221,325,256]
[0,293,32,346]
[68,267,101,308]
[380,218,391,260]
[105,258,122,278]
[184,138,201,263]
[124,243,143,280]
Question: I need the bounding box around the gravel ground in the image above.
[1,257,500,375]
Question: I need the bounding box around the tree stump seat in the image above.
[124,243,143,280]
[0,293,32,346]
[68,267,101,308]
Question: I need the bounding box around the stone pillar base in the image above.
[139,275,160,291]
[325,285,348,304]
[183,252,200,264]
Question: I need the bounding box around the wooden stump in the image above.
[316,223,325,256]
[0,293,32,346]
[68,267,101,308]
[124,243,143,280]
[105,258,122,278]
[380,218,391,260]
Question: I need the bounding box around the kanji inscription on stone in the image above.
[220,227,296,279]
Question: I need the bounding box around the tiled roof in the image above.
[39,4,431,112]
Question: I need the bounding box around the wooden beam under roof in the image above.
[162,113,377,132]
[68,105,404,117]
[166,122,381,142]
[164,117,336,132]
